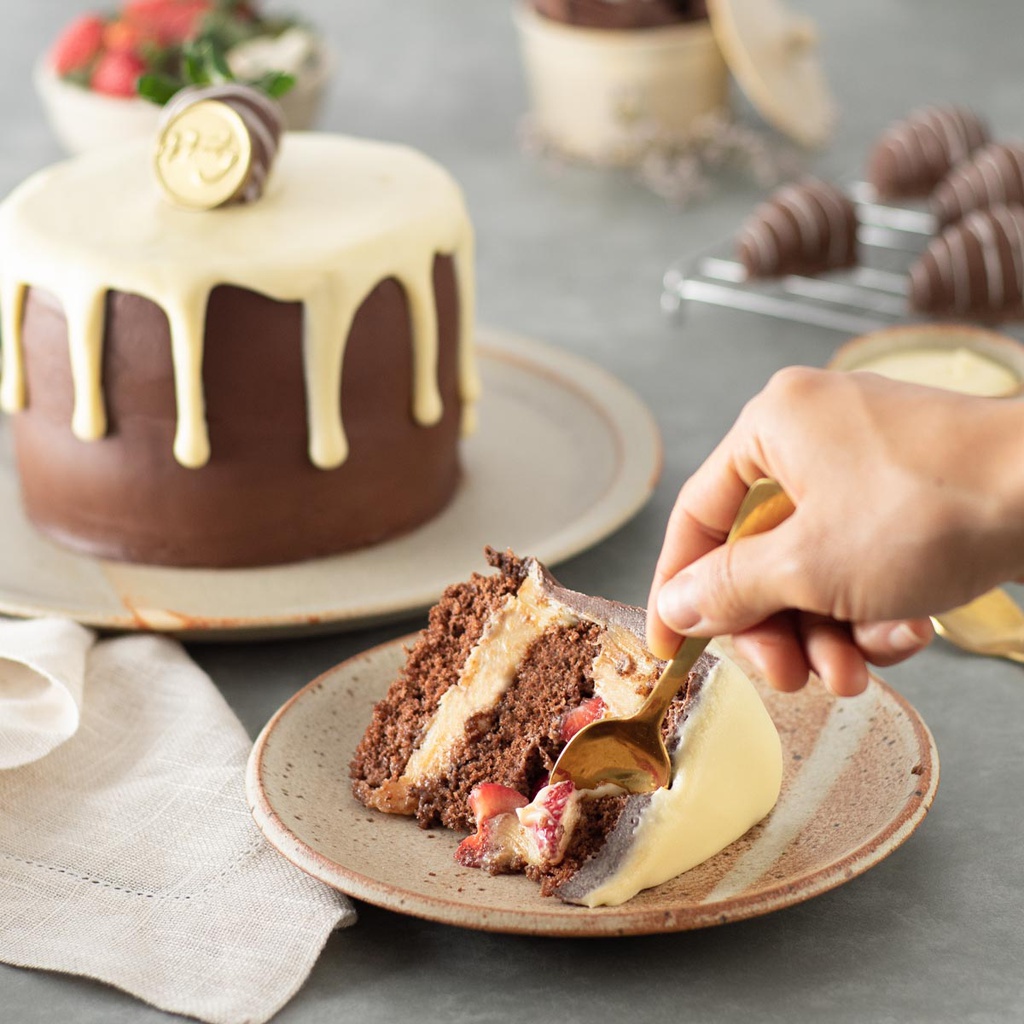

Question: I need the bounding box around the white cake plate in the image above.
[0,327,662,640]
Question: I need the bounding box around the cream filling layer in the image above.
[589,630,661,717]
[0,132,478,468]
[574,641,783,908]
[855,346,1019,396]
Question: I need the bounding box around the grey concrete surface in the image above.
[2,1,1024,1022]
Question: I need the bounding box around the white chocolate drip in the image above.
[0,133,478,470]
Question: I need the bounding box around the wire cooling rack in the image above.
[661,183,937,335]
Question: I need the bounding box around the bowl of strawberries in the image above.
[36,0,331,153]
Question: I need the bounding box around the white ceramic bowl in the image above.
[515,3,729,166]
[34,40,332,155]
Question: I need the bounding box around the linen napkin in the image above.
[0,618,356,1024]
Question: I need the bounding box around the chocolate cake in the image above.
[0,98,477,567]
[531,0,707,30]
[736,178,858,279]
[867,105,989,200]
[350,551,782,907]
[932,142,1024,228]
[908,204,1024,320]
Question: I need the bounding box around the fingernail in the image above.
[889,622,928,651]
[657,576,702,632]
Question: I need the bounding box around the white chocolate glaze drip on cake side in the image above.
[0,133,478,469]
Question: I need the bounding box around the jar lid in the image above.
[707,0,837,148]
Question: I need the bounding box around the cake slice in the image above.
[349,550,782,907]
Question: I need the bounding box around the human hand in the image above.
[646,367,1024,695]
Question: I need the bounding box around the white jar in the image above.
[515,3,730,165]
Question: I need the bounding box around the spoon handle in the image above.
[636,636,712,726]
[728,478,796,545]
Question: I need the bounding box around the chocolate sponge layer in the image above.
[415,618,603,831]
[350,552,526,809]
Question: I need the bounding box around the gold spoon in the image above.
[548,477,796,795]
[931,588,1024,664]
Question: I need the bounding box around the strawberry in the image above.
[517,781,578,864]
[102,19,145,54]
[456,784,529,871]
[467,783,528,827]
[454,830,487,868]
[559,695,607,743]
[91,50,147,98]
[124,0,213,45]
[50,14,106,75]
[455,811,523,872]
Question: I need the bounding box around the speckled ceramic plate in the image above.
[0,327,660,640]
[246,636,939,937]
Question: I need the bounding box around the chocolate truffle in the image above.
[909,204,1024,320]
[736,178,858,279]
[931,142,1024,227]
[867,105,989,199]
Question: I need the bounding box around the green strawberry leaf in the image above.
[255,71,296,99]
[137,72,182,106]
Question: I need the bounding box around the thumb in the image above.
[656,525,805,638]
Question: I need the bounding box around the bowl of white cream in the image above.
[827,324,1024,398]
